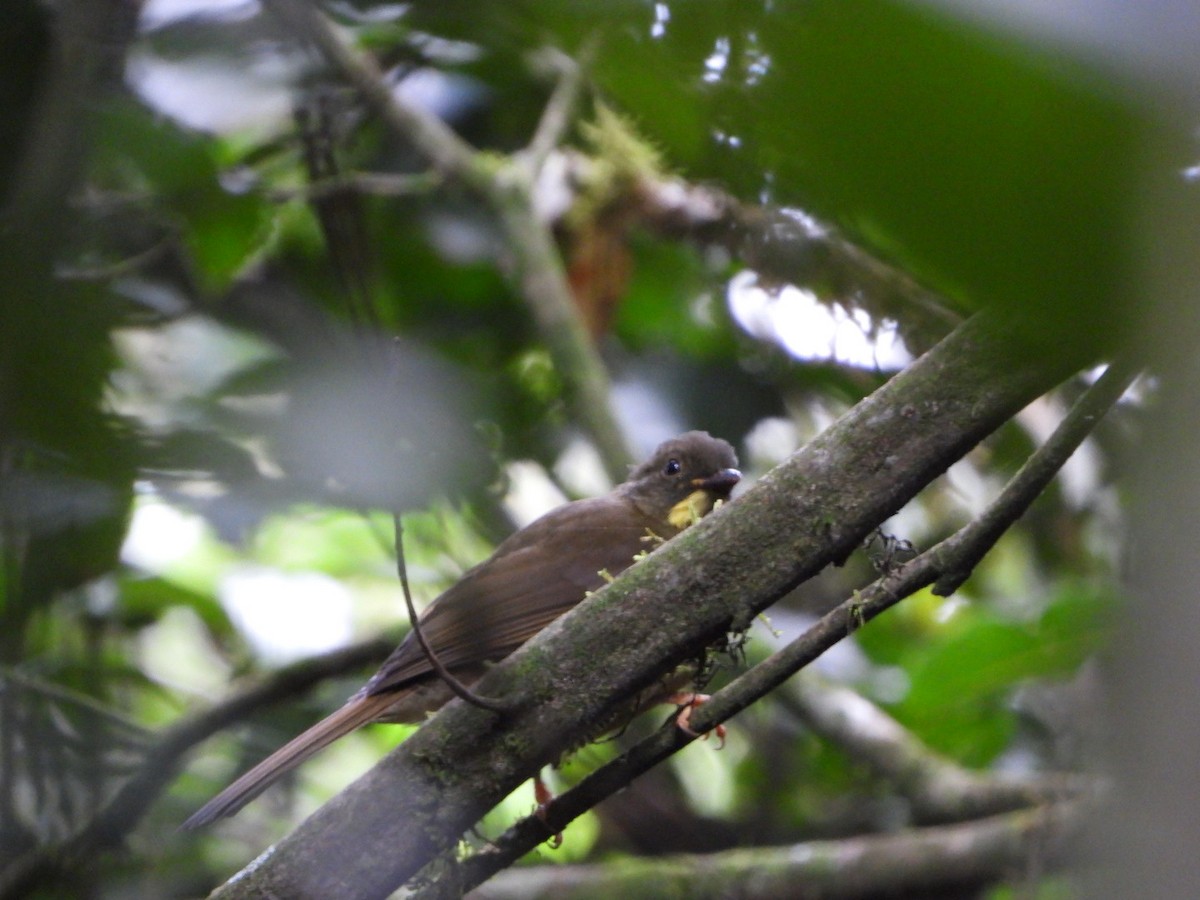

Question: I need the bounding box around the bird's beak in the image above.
[693,468,741,495]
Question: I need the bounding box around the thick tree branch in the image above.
[206,311,1099,899]
[448,358,1133,890]
[262,0,633,480]
[473,798,1089,900]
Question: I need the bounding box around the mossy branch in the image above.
[475,798,1089,900]
[205,312,1102,899]
[448,357,1133,890]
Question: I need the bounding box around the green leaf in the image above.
[118,573,232,636]
[1030,582,1120,673]
[93,101,270,291]
[584,0,1165,358]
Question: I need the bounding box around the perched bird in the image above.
[182,431,740,828]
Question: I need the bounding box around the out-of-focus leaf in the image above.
[1030,582,1119,673]
[118,573,232,635]
[93,103,271,291]
[616,237,735,360]
[486,0,1170,360]
[853,585,958,668]
[142,429,264,482]
[887,584,1116,764]
[895,619,1032,762]
[253,510,390,577]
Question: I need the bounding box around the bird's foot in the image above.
[669,692,726,749]
[533,773,563,848]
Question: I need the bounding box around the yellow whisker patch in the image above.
[668,489,713,530]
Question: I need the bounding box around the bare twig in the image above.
[0,667,149,738]
[445,359,1137,892]
[928,364,1137,594]
[55,236,173,281]
[391,514,515,714]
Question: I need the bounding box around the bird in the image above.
[182,430,740,828]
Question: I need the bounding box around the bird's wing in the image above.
[362,496,657,696]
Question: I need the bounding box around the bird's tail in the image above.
[180,691,399,829]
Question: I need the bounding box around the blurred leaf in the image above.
[889,584,1116,764]
[253,509,391,577]
[142,429,264,482]
[1032,581,1119,672]
[574,0,1161,358]
[853,586,948,666]
[118,573,232,636]
[93,102,271,291]
[616,237,736,359]
[896,618,1032,762]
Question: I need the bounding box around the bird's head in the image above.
[621,431,741,530]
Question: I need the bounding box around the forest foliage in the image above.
[1,1,1193,898]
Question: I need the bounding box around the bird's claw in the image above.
[669,692,726,749]
[533,773,563,849]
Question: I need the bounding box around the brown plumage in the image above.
[182,431,739,828]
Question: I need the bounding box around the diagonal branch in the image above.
[261,0,478,182]
[205,312,1104,900]
[522,44,593,175]
[449,357,1135,889]
[632,175,963,347]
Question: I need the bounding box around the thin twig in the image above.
[929,363,1137,594]
[444,359,1138,892]
[0,667,150,738]
[391,514,515,714]
[265,171,442,203]
[522,44,592,175]
[294,94,385,345]
[55,236,173,281]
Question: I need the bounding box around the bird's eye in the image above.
[663,458,682,476]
